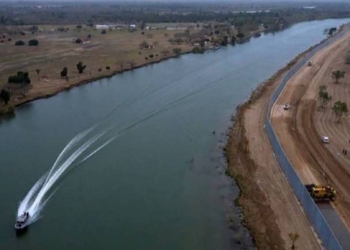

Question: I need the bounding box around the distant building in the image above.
[96,25,109,30]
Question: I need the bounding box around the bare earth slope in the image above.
[227,67,321,249]
[271,31,350,231]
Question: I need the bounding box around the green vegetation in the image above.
[173,48,182,55]
[15,40,25,46]
[28,39,39,46]
[0,89,10,105]
[318,85,332,109]
[192,46,205,54]
[332,70,345,83]
[332,101,348,122]
[8,71,31,84]
[60,67,68,78]
[76,61,86,74]
[289,233,299,250]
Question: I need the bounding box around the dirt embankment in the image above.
[271,30,350,231]
[225,50,323,249]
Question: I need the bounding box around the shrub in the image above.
[8,38,12,41]
[75,38,82,44]
[15,40,25,46]
[101,30,106,34]
[98,68,102,72]
[145,57,148,60]
[192,46,205,54]
[28,39,39,46]
[106,66,110,70]
[149,54,154,58]
[8,71,31,84]
[156,54,158,57]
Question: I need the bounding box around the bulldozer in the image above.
[305,184,336,201]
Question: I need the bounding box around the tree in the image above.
[129,60,136,69]
[237,32,245,38]
[160,49,169,57]
[76,61,86,74]
[28,39,39,46]
[289,233,299,249]
[318,85,332,108]
[60,67,68,78]
[173,47,182,55]
[36,69,40,75]
[332,70,345,83]
[140,21,146,30]
[139,40,149,49]
[75,38,82,44]
[332,101,348,122]
[15,40,25,46]
[0,89,10,105]
[8,71,31,84]
[29,25,38,32]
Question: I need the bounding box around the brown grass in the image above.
[0,25,193,112]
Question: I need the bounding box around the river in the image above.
[1,19,350,250]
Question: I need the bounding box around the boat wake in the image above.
[17,58,241,226]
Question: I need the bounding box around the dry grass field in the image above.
[0,25,193,110]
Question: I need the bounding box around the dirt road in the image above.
[271,31,350,231]
[226,61,322,248]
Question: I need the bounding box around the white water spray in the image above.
[16,59,239,226]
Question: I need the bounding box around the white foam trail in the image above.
[16,67,226,227]
[16,124,112,226]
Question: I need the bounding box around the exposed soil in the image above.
[271,31,350,232]
[0,26,193,115]
[226,54,322,249]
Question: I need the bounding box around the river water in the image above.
[1,19,350,250]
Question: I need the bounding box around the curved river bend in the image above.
[1,19,350,250]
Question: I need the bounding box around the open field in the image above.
[271,31,350,231]
[0,25,193,111]
[226,60,322,248]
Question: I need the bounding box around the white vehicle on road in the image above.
[322,136,329,143]
[283,104,290,110]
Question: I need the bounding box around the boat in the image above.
[15,212,30,230]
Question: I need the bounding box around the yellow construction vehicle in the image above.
[305,184,336,201]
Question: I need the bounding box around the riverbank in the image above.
[7,51,191,110]
[223,32,347,248]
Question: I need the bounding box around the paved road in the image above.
[318,203,350,249]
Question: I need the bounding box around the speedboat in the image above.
[15,212,30,230]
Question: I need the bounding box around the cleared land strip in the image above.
[271,29,350,248]
[227,69,322,248]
